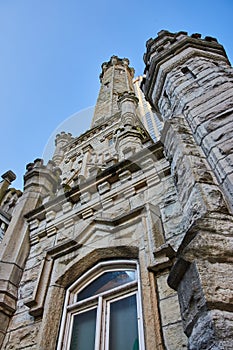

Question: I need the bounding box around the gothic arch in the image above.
[56,245,139,288]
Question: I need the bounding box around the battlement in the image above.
[99,55,134,82]
[55,131,74,146]
[141,30,231,109]
[144,30,220,62]
[143,30,226,67]
[92,55,135,127]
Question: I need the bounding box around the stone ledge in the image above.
[148,244,176,274]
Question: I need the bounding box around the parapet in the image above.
[24,158,61,194]
[141,30,231,106]
[99,55,135,82]
[55,131,73,146]
[143,30,227,67]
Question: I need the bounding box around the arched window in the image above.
[57,260,145,350]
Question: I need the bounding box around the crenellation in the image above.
[144,31,233,348]
[1,30,233,349]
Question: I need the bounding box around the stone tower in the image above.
[142,30,233,349]
[92,56,135,127]
[0,32,232,350]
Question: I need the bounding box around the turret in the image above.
[0,171,21,241]
[0,159,61,346]
[52,132,73,166]
[91,56,135,127]
[142,30,233,209]
[142,30,230,114]
[142,30,233,349]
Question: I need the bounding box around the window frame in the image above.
[104,290,140,350]
[57,260,145,350]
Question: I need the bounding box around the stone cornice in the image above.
[62,112,121,155]
[24,142,166,221]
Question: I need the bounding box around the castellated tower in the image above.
[0,32,232,350]
[142,30,233,349]
[92,56,135,127]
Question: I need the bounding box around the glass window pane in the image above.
[77,270,136,301]
[109,294,139,350]
[70,308,97,350]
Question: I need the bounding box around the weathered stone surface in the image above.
[157,273,176,299]
[37,285,65,350]
[143,30,233,349]
[188,312,223,350]
[160,294,181,326]
[177,262,206,336]
[92,56,135,127]
[2,322,41,350]
[2,31,233,349]
[0,312,10,340]
[163,322,188,350]
[211,310,233,346]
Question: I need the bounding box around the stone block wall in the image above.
[5,39,233,349]
[142,30,233,349]
[1,138,188,349]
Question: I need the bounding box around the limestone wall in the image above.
[142,30,233,349]
[1,141,187,349]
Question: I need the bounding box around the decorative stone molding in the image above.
[25,239,82,317]
[80,191,91,204]
[149,243,176,274]
[119,170,132,183]
[98,181,111,195]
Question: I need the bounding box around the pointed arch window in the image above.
[57,260,145,350]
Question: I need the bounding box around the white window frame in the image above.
[104,290,139,350]
[57,260,145,350]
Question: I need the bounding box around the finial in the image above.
[2,170,16,184]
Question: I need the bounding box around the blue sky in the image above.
[0,0,232,189]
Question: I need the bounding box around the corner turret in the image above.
[142,30,233,349]
[52,132,74,166]
[141,30,230,115]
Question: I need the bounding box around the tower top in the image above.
[91,56,135,127]
[143,30,227,65]
[99,55,135,82]
[141,30,230,107]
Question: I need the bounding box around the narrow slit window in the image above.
[181,66,197,79]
